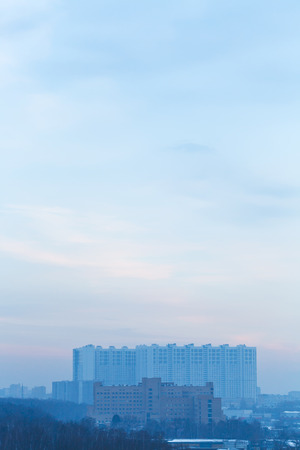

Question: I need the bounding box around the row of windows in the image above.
[97,408,141,412]
[97,400,143,404]
[96,394,141,398]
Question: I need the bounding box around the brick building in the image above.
[89,378,225,425]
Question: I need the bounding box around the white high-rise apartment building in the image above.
[73,344,95,381]
[73,343,257,402]
[136,344,257,400]
[95,346,136,386]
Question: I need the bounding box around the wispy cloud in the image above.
[0,342,68,358]
[1,0,300,392]
[0,205,172,280]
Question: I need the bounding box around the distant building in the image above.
[31,386,47,399]
[167,439,248,449]
[282,411,300,418]
[73,345,95,381]
[257,393,288,407]
[288,391,300,400]
[0,384,47,400]
[52,381,78,403]
[73,343,257,403]
[0,388,7,398]
[89,378,225,425]
[52,380,94,405]
[9,384,27,398]
[223,409,253,420]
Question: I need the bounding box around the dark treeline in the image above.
[0,398,87,422]
[144,417,266,441]
[0,403,169,450]
[0,400,278,449]
[102,414,267,441]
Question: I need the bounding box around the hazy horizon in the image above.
[0,341,297,395]
[1,0,300,395]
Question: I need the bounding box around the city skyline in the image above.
[0,340,295,395]
[73,343,257,402]
[1,0,300,394]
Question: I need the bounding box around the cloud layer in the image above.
[1,0,300,392]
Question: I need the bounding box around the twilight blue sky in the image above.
[1,0,300,393]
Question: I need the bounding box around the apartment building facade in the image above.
[73,343,257,403]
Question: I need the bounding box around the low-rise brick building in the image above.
[89,378,225,425]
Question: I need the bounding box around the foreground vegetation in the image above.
[0,403,169,450]
[3,399,299,449]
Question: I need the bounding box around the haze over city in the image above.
[1,0,300,395]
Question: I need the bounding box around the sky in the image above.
[1,0,300,393]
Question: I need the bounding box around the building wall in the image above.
[52,380,94,405]
[93,384,144,424]
[52,381,79,403]
[91,378,225,425]
[73,344,95,381]
[95,346,136,385]
[31,386,47,399]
